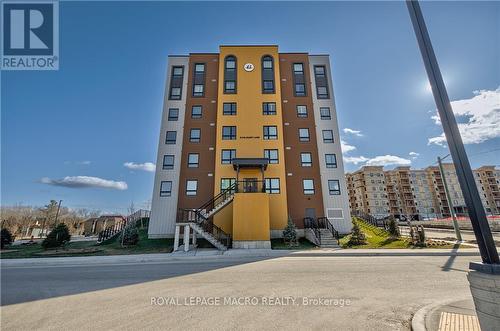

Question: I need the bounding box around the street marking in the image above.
[438,312,480,331]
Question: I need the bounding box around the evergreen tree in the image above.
[1,228,13,249]
[42,223,71,249]
[387,217,400,237]
[348,222,366,245]
[283,216,298,247]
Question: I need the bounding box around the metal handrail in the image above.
[304,217,321,245]
[317,217,339,240]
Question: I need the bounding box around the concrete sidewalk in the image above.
[412,298,480,331]
[1,248,480,267]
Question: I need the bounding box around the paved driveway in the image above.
[1,254,477,330]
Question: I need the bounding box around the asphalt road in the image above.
[0,254,477,330]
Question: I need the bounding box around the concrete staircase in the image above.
[318,229,340,248]
[190,223,228,251]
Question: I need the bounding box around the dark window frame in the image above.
[165,131,177,144]
[292,62,307,97]
[296,105,308,118]
[263,126,278,140]
[328,180,341,195]
[322,130,334,143]
[299,128,310,142]
[301,152,312,167]
[186,180,198,196]
[325,154,337,168]
[264,149,279,164]
[189,128,201,143]
[191,105,202,119]
[320,107,331,120]
[303,179,315,195]
[160,181,172,197]
[314,65,330,99]
[162,155,175,170]
[261,55,275,94]
[187,153,199,168]
[224,55,237,94]
[222,126,237,140]
[263,102,277,115]
[168,108,179,121]
[223,102,237,115]
[265,178,280,194]
[221,149,236,164]
[168,66,184,100]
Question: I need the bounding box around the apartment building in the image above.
[347,164,499,220]
[346,166,388,218]
[474,166,500,215]
[149,45,351,249]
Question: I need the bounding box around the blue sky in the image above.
[2,1,499,214]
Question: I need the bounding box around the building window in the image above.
[322,130,334,143]
[314,65,329,99]
[221,178,236,192]
[265,178,280,194]
[163,155,174,169]
[222,126,236,140]
[168,108,179,121]
[187,153,199,168]
[320,107,331,120]
[191,105,202,119]
[328,180,341,195]
[223,102,237,115]
[261,55,275,94]
[303,179,315,195]
[296,105,308,118]
[262,102,276,115]
[165,131,177,144]
[325,154,337,168]
[192,63,205,97]
[263,126,278,140]
[264,149,279,164]
[301,153,312,167]
[169,66,184,100]
[299,128,310,142]
[160,181,172,197]
[293,63,306,97]
[224,56,237,94]
[186,180,198,196]
[190,128,201,143]
[221,149,236,164]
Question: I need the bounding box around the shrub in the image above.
[348,222,366,246]
[120,226,139,246]
[42,223,71,249]
[282,217,298,247]
[387,217,400,237]
[1,228,13,249]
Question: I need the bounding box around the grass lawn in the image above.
[340,218,464,249]
[0,228,173,259]
[271,238,317,250]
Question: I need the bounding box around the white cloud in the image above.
[409,152,419,156]
[341,140,357,153]
[40,176,128,190]
[64,160,91,165]
[344,154,411,167]
[343,156,369,165]
[366,155,412,167]
[428,87,500,147]
[343,128,364,137]
[123,162,156,172]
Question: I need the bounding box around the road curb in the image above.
[411,297,470,331]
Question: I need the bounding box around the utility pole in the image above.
[437,157,462,241]
[407,0,498,263]
[54,200,62,226]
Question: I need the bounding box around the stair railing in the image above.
[317,217,339,240]
[304,217,321,245]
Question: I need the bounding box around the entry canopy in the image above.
[232,158,269,170]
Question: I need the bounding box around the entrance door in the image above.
[305,208,316,219]
[243,178,258,193]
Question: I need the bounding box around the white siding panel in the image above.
[148,57,189,238]
[309,55,352,234]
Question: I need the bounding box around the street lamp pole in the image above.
[406,0,498,264]
[437,156,462,241]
